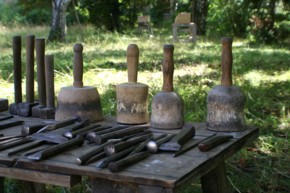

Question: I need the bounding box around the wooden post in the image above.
[200,161,232,193]
[0,177,4,193]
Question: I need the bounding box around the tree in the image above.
[191,0,208,35]
[48,0,72,42]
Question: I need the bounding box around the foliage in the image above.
[0,2,25,26]
[0,24,289,193]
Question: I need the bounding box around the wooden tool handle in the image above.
[45,55,55,108]
[162,44,174,92]
[73,43,83,88]
[221,37,233,86]
[35,38,46,106]
[127,44,139,83]
[26,35,35,103]
[198,135,233,152]
[13,36,22,103]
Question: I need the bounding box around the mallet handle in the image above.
[162,44,174,92]
[26,35,35,103]
[13,36,22,103]
[45,55,55,108]
[35,38,46,106]
[73,43,83,88]
[127,44,139,83]
[221,37,233,86]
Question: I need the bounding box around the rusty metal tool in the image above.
[0,138,33,151]
[0,120,24,130]
[146,134,174,153]
[85,125,130,144]
[75,141,113,165]
[93,126,149,145]
[7,139,46,156]
[128,133,167,156]
[159,124,195,152]
[21,124,47,136]
[104,133,152,156]
[96,145,137,168]
[173,133,216,157]
[198,135,233,152]
[26,137,84,160]
[9,36,22,115]
[0,115,14,122]
[108,151,150,173]
[63,123,105,139]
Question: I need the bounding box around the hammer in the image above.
[17,35,38,117]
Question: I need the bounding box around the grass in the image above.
[0,24,289,193]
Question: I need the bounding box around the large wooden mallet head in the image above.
[150,45,184,129]
[206,37,246,131]
[55,44,103,122]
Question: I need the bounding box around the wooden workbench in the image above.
[0,113,259,193]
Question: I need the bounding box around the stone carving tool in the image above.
[55,43,103,122]
[9,36,22,115]
[104,133,152,156]
[116,44,149,124]
[150,44,184,129]
[159,124,195,152]
[93,126,149,145]
[198,135,233,152]
[39,55,56,119]
[108,151,150,173]
[206,37,246,131]
[173,133,217,157]
[64,124,108,139]
[0,120,24,130]
[17,35,38,117]
[26,137,84,160]
[146,134,174,153]
[96,145,137,168]
[0,115,14,122]
[32,38,47,117]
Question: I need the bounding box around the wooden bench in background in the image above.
[172,12,197,42]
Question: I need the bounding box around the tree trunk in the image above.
[192,0,208,35]
[48,0,72,42]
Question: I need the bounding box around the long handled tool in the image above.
[26,137,84,160]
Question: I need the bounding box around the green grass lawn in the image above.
[0,24,289,193]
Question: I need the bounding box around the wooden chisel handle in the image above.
[35,38,46,106]
[127,44,139,83]
[26,35,35,103]
[198,135,233,152]
[221,37,233,86]
[162,44,174,92]
[45,55,55,108]
[13,35,22,103]
[73,43,83,88]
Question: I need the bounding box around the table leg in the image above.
[200,161,232,193]
[90,178,174,193]
[20,181,47,193]
[0,177,4,193]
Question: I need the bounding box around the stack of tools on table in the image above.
[0,37,248,173]
[8,35,56,119]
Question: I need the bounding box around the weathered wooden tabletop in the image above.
[0,112,259,192]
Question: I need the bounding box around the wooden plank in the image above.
[200,161,232,193]
[0,167,81,188]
